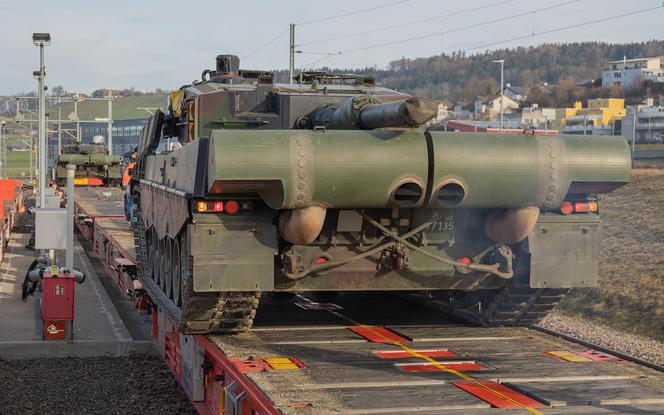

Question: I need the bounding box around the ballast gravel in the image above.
[0,354,196,415]
[540,312,664,367]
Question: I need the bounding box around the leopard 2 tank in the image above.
[130,54,631,334]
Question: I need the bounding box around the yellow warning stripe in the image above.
[297,295,544,415]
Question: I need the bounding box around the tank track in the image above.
[133,208,260,334]
[412,277,569,327]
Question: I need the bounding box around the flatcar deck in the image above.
[74,188,664,415]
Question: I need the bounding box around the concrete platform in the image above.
[0,232,154,359]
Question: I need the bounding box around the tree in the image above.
[50,85,66,97]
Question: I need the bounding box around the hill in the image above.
[51,95,168,121]
[277,40,664,105]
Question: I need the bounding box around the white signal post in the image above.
[33,32,50,208]
[493,59,505,133]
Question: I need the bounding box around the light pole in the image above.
[0,120,5,178]
[626,105,637,160]
[33,32,50,209]
[289,23,295,84]
[493,59,504,132]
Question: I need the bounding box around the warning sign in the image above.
[43,320,66,340]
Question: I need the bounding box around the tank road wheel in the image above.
[156,237,164,289]
[146,227,155,280]
[164,237,173,300]
[179,231,188,306]
[172,237,182,306]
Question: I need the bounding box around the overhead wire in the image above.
[244,0,414,62]
[465,4,664,52]
[299,0,582,68]
[338,0,583,54]
[298,0,517,47]
[243,28,289,62]
[296,0,412,26]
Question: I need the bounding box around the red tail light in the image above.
[195,200,240,214]
[458,256,472,266]
[560,201,574,215]
[225,200,239,215]
[560,200,598,215]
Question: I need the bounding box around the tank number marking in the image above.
[426,221,455,231]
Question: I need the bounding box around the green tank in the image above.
[131,54,631,334]
[55,137,121,186]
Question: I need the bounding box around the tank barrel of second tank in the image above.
[306,96,438,130]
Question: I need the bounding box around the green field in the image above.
[1,134,34,179]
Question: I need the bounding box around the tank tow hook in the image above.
[378,245,409,271]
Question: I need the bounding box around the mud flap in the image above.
[527,217,600,288]
[189,222,277,292]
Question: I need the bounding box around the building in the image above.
[474,94,519,120]
[556,98,625,136]
[623,97,664,143]
[503,85,529,103]
[521,105,557,130]
[426,99,453,126]
[7,140,30,151]
[445,119,557,135]
[602,56,664,91]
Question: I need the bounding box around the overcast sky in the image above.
[0,0,662,95]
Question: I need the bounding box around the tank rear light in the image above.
[560,201,574,215]
[574,201,598,213]
[560,200,598,215]
[458,256,472,266]
[225,200,239,215]
[194,199,250,214]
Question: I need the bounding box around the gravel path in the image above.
[0,354,196,415]
[539,312,664,366]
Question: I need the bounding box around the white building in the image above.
[623,98,664,143]
[602,57,664,91]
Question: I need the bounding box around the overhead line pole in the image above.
[289,23,295,84]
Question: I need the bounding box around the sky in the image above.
[0,0,662,95]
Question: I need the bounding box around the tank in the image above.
[55,137,121,186]
[130,54,631,334]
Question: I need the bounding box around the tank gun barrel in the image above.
[304,96,438,130]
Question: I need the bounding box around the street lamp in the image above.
[493,59,505,132]
[33,32,50,209]
[0,120,5,178]
[625,105,637,161]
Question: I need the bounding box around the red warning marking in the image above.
[375,349,458,359]
[453,381,546,409]
[230,359,270,373]
[348,326,410,344]
[577,349,623,362]
[397,361,487,372]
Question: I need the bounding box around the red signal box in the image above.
[41,269,76,340]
